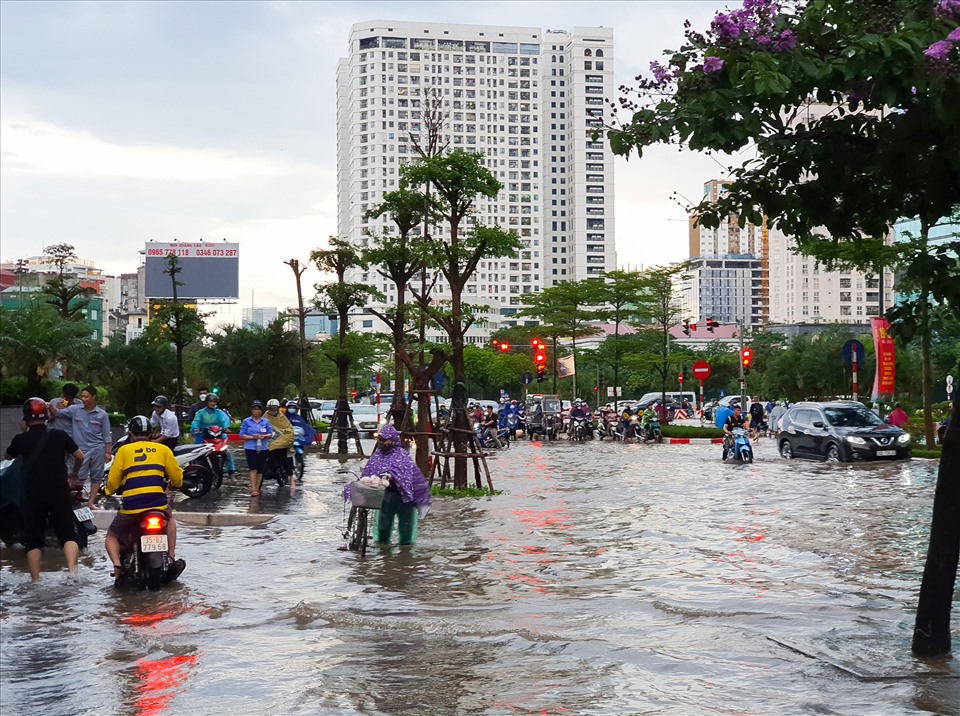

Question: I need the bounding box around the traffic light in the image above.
[682,319,691,337]
[741,347,753,375]
[498,341,510,353]
[537,364,546,382]
[491,339,500,350]
[531,337,542,349]
[706,318,719,333]
[535,344,546,382]
[211,387,220,395]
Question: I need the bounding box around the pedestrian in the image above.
[49,383,81,436]
[149,395,181,450]
[5,398,85,582]
[360,425,430,545]
[48,385,111,510]
[888,403,910,427]
[238,400,272,497]
[186,386,210,424]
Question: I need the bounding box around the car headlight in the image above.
[846,436,867,445]
[897,433,910,444]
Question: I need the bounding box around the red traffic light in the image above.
[491,339,500,347]
[534,352,546,364]
[499,342,510,352]
[740,348,753,366]
[531,338,542,348]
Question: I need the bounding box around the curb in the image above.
[91,512,275,530]
[667,437,725,444]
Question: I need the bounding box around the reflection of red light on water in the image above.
[120,611,177,627]
[133,653,200,716]
[513,508,571,531]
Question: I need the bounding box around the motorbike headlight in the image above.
[897,433,911,444]
[846,436,866,445]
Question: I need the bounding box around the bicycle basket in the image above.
[349,481,385,509]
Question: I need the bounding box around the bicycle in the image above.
[340,474,386,558]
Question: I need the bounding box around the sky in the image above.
[0,0,730,327]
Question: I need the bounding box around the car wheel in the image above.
[779,440,793,459]
[826,444,843,462]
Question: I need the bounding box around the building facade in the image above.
[241,306,279,329]
[336,21,616,340]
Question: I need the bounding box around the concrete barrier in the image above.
[91,511,275,530]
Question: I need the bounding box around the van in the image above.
[636,391,697,409]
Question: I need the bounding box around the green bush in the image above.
[107,412,127,427]
[912,446,942,460]
[662,425,725,439]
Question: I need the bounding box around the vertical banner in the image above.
[871,317,896,401]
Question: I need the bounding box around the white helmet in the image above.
[266,398,281,409]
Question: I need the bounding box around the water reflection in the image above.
[2,442,957,715]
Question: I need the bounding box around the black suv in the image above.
[778,401,911,462]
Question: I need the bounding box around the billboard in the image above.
[143,242,239,299]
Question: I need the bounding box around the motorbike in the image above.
[641,418,663,443]
[723,427,754,463]
[504,411,520,440]
[103,436,215,499]
[569,415,594,441]
[618,410,640,441]
[292,426,306,480]
[202,426,231,488]
[475,422,510,449]
[597,412,618,440]
[114,507,182,591]
[0,459,96,550]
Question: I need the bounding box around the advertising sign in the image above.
[143,242,240,299]
[870,317,896,401]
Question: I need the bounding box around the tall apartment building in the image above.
[336,21,616,341]
[242,306,279,329]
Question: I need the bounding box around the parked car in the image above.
[349,404,386,437]
[778,401,911,462]
[317,400,339,423]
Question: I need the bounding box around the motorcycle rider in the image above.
[149,395,181,450]
[568,399,590,437]
[104,416,185,584]
[190,393,236,476]
[285,400,317,447]
[5,398,86,582]
[748,397,767,435]
[480,406,499,447]
[722,405,750,460]
[264,399,295,487]
[640,403,659,440]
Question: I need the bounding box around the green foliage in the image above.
[84,335,176,416]
[202,320,301,410]
[461,345,535,399]
[0,301,95,395]
[661,425,726,438]
[429,485,502,498]
[39,243,95,320]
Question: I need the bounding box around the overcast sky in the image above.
[0,0,729,327]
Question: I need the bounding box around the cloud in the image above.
[1,114,300,180]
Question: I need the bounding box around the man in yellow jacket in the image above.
[104,415,184,582]
[264,398,295,488]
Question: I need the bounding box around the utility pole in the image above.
[738,318,746,407]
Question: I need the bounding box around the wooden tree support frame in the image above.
[428,408,494,493]
[320,405,366,457]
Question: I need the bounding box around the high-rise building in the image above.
[336,21,616,340]
[242,306,279,329]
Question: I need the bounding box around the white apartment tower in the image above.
[336,21,616,340]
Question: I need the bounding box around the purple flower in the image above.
[757,34,772,46]
[935,0,960,21]
[948,26,960,42]
[649,60,676,84]
[711,13,742,40]
[924,40,953,60]
[702,56,725,73]
[772,30,797,52]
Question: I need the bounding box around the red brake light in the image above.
[143,515,165,532]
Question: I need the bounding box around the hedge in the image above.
[662,425,725,439]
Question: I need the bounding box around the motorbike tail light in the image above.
[142,514,166,532]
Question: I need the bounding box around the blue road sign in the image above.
[521,371,534,385]
[842,339,865,365]
[431,370,444,391]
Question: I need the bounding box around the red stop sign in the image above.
[692,360,711,380]
[351,388,358,398]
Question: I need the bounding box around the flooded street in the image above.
[2,438,957,715]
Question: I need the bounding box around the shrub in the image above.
[662,425,725,439]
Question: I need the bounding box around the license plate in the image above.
[876,450,897,457]
[141,534,169,553]
[73,507,93,522]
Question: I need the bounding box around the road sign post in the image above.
[843,340,866,403]
[692,361,711,417]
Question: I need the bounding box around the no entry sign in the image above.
[692,361,711,380]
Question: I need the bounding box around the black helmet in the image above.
[151,395,169,409]
[23,397,47,422]
[251,400,264,410]
[127,415,151,435]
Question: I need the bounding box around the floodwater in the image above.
[1,438,958,715]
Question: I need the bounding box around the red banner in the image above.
[871,317,896,401]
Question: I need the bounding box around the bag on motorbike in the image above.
[0,457,26,513]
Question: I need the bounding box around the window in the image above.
[362,320,373,328]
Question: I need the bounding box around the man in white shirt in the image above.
[149,395,181,450]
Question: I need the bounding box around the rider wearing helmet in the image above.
[104,416,185,585]
[285,400,317,448]
[149,395,180,451]
[4,398,86,582]
[189,392,235,475]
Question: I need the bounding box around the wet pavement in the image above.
[1,437,957,715]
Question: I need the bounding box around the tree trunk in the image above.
[912,399,960,655]
[390,293,408,425]
[450,339,469,489]
[336,358,350,454]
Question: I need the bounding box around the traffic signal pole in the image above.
[738,319,746,407]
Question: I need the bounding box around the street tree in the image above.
[400,150,521,487]
[86,335,176,416]
[0,302,94,395]
[283,258,313,405]
[592,270,649,412]
[143,254,207,406]
[312,238,380,453]
[608,0,960,656]
[632,263,690,409]
[39,243,95,320]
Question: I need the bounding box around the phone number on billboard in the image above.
[146,247,238,257]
